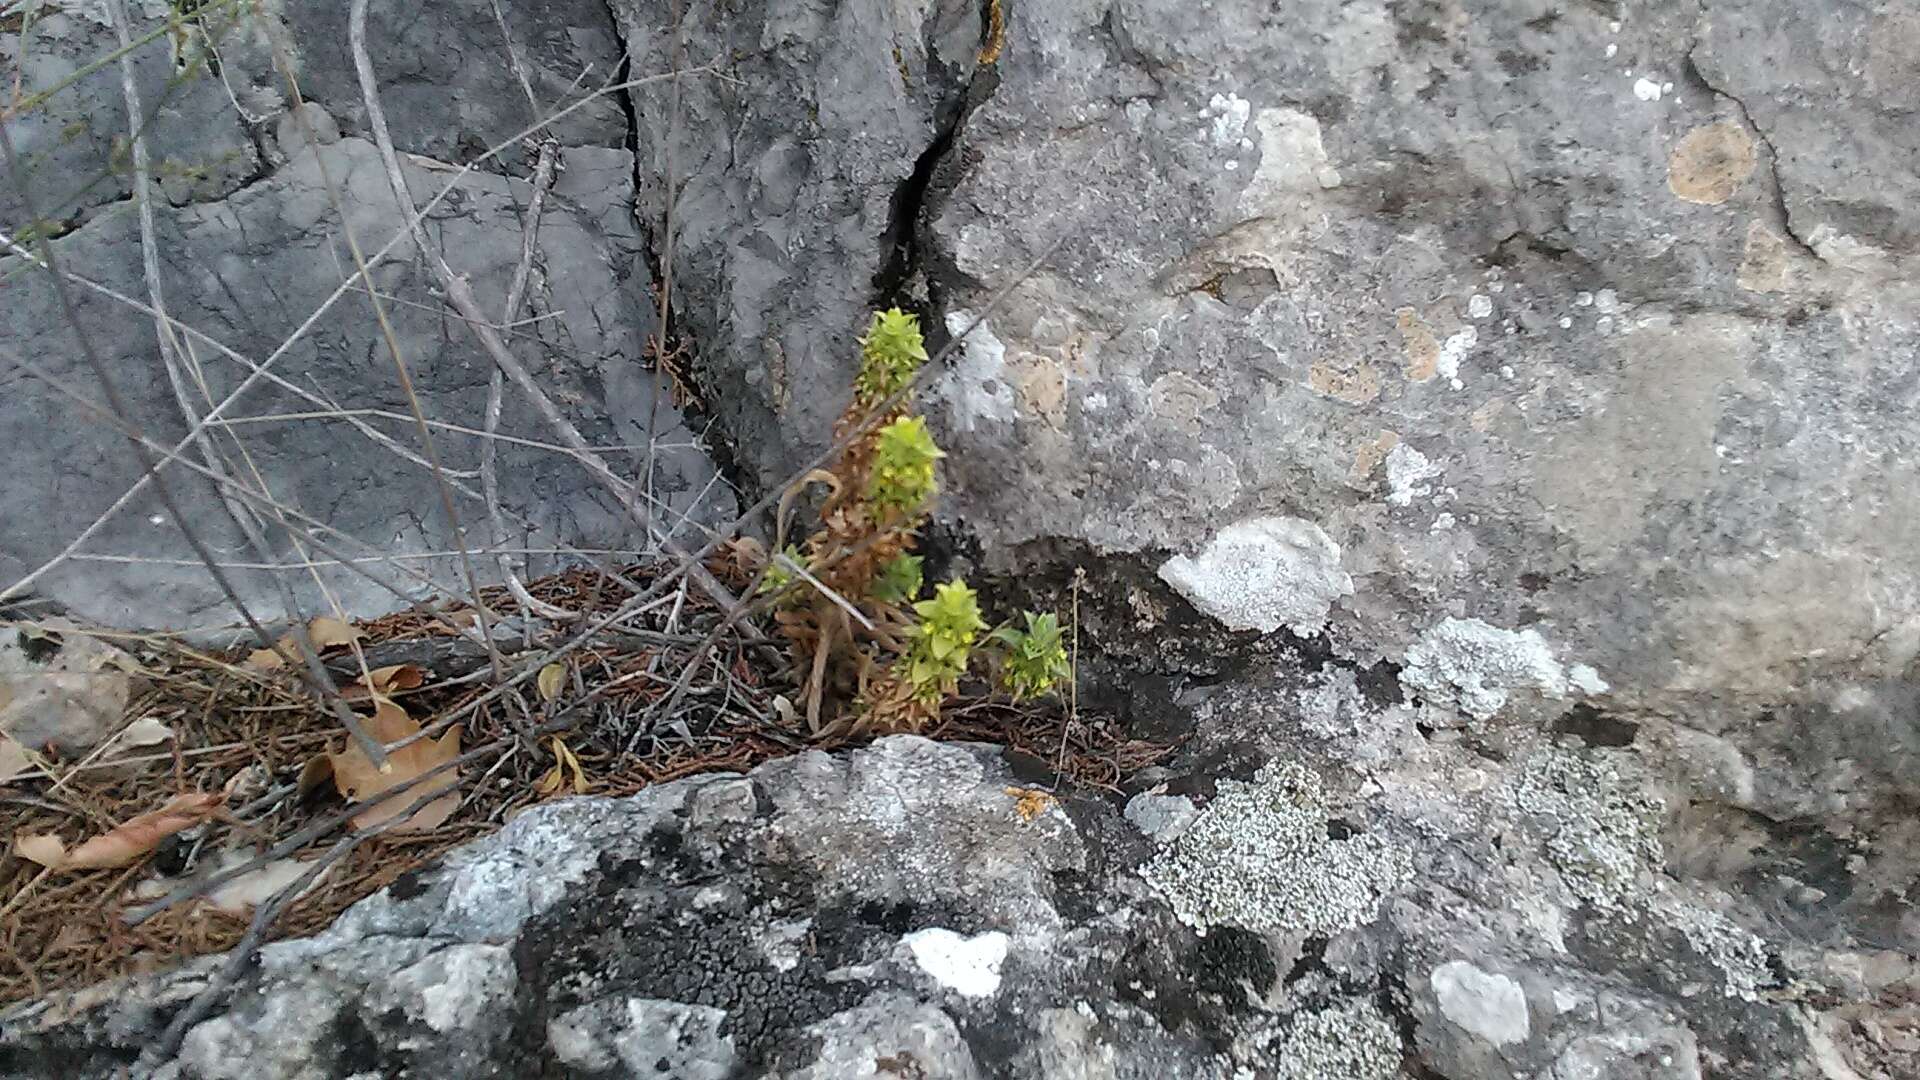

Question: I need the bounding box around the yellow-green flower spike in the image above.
[868,415,944,516]
[757,543,808,598]
[991,611,1071,701]
[856,307,930,401]
[900,578,986,703]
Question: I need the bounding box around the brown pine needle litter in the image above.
[0,561,1178,1007]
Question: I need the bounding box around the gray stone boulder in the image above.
[0,1,728,628]
[3,736,1904,1078]
[622,0,1920,899]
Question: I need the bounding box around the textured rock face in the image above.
[5,2,1919,1078]
[0,1,728,628]
[611,0,987,498]
[635,0,1920,783]
[9,736,1904,1080]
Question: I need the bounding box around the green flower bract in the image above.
[856,307,929,401]
[868,415,944,516]
[872,553,925,606]
[990,611,1070,701]
[900,578,986,702]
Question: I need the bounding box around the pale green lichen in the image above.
[1263,998,1402,1080]
[1655,895,1771,1001]
[1499,749,1664,918]
[1141,760,1412,936]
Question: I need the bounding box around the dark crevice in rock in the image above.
[1376,965,1450,1080]
[872,111,961,308]
[872,2,1002,310]
[1097,7,1170,99]
[1553,702,1639,747]
[1680,41,1821,262]
[601,2,644,189]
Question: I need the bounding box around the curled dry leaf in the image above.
[306,616,361,650]
[101,716,174,757]
[771,694,799,726]
[13,791,225,871]
[340,663,427,702]
[534,736,588,797]
[327,698,461,832]
[537,662,566,703]
[245,615,365,671]
[205,853,332,915]
[297,753,335,798]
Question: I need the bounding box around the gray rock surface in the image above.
[0,1,730,628]
[612,0,986,497]
[4,2,1919,1078]
[3,735,1907,1079]
[616,0,1920,1020]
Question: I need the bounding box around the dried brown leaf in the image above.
[327,699,461,832]
[305,616,361,650]
[296,753,334,797]
[11,832,67,868]
[340,664,427,702]
[245,616,362,671]
[534,736,587,798]
[244,645,289,671]
[205,854,330,915]
[537,663,566,703]
[0,732,32,784]
[14,791,225,871]
[102,716,174,755]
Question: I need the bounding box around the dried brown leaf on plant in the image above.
[245,615,364,670]
[12,791,225,871]
[327,698,460,832]
[297,753,335,797]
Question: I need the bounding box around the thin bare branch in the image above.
[0,63,721,602]
[335,0,504,685]
[0,120,386,768]
[488,139,573,622]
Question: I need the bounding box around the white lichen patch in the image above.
[1125,790,1200,841]
[1436,327,1476,388]
[1141,761,1412,935]
[1401,617,1601,721]
[1242,108,1342,213]
[1498,749,1665,917]
[937,311,1016,432]
[902,928,1010,998]
[1429,960,1531,1046]
[1385,443,1444,507]
[1158,517,1354,635]
[1654,895,1771,1001]
[1205,92,1253,147]
[1267,998,1402,1080]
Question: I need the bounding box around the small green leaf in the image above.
[855,308,930,401]
[872,553,924,605]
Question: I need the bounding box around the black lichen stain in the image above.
[1113,922,1276,1050]
[512,821,859,1077]
[1553,703,1639,748]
